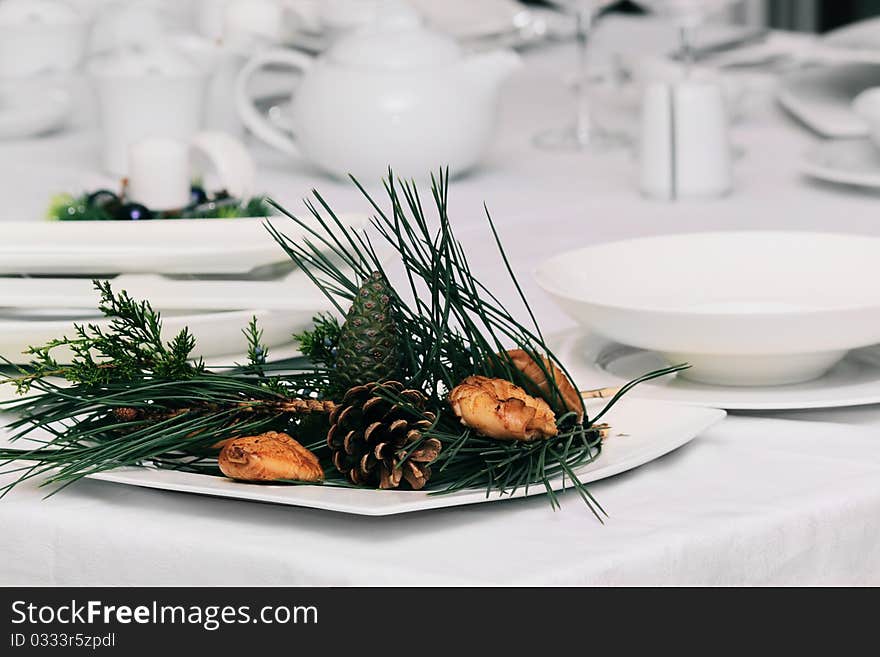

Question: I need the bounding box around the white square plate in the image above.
[87,398,725,516]
[0,213,366,275]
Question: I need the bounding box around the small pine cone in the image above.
[327,381,441,490]
[335,272,403,388]
[112,407,142,423]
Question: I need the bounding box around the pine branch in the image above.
[0,169,685,518]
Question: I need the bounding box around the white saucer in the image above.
[0,87,71,139]
[777,64,880,138]
[550,330,880,411]
[801,139,880,188]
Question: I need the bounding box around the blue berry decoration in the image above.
[189,185,208,206]
[117,203,153,221]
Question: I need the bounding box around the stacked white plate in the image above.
[0,213,367,366]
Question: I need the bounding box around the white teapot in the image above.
[234,9,520,180]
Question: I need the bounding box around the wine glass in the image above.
[533,0,626,153]
[634,1,742,75]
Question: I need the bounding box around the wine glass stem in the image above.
[679,24,695,76]
[574,7,594,146]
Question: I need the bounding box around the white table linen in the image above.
[2,17,880,585]
[3,416,880,586]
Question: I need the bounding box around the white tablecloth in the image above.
[2,17,880,585]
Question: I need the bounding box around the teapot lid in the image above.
[326,5,460,71]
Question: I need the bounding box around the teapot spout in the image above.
[463,49,521,89]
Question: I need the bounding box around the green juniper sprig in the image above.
[0,307,333,496]
[9,280,205,395]
[47,193,110,222]
[293,314,341,369]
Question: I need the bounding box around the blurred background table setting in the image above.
[4,0,880,586]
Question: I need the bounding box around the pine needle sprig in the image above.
[265,169,584,413]
[262,168,688,513]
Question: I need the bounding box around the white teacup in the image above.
[853,87,880,148]
[173,34,248,135]
[89,46,209,175]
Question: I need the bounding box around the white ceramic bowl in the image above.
[536,232,880,386]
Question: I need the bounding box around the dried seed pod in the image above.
[506,349,584,424]
[218,431,323,482]
[449,375,557,442]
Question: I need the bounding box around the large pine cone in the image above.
[327,381,441,490]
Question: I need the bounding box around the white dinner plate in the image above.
[85,397,724,516]
[0,213,367,275]
[777,64,880,138]
[800,138,880,188]
[0,307,316,365]
[0,268,330,312]
[0,343,306,405]
[550,330,880,411]
[0,259,340,364]
[199,342,304,368]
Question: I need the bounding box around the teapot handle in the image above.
[234,48,314,157]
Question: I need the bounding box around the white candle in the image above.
[127,138,191,211]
